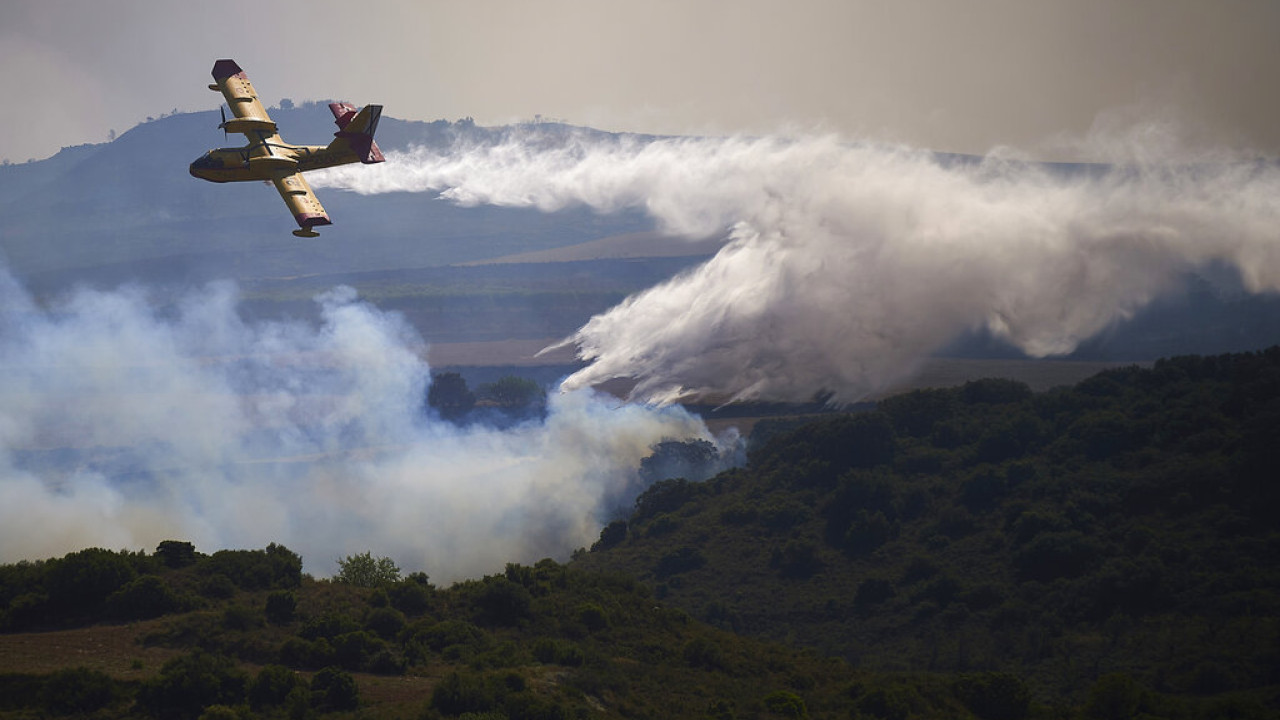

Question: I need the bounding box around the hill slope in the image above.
[572,348,1280,710]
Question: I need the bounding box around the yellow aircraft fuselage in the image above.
[189,144,355,182]
[189,59,384,237]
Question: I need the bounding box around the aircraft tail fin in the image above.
[328,103,384,164]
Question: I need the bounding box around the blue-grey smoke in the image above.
[0,273,716,580]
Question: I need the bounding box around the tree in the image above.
[44,548,138,614]
[336,552,400,587]
[156,540,197,568]
[104,575,183,620]
[477,376,546,409]
[428,372,475,420]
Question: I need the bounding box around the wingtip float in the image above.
[189,59,385,238]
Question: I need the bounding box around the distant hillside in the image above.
[3,111,1278,362]
[0,110,655,289]
[573,347,1280,712]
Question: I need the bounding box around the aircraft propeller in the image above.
[219,106,229,141]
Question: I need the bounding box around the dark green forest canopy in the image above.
[2,347,1279,718]
[576,347,1280,711]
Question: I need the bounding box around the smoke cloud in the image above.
[0,273,713,580]
[315,128,1280,404]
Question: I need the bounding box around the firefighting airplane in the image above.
[189,59,384,237]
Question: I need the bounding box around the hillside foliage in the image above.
[575,348,1280,716]
[1,348,1278,718]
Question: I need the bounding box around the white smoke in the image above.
[0,273,712,580]
[314,128,1280,404]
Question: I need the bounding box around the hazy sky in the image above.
[2,0,1278,163]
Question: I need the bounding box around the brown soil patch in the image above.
[0,620,181,679]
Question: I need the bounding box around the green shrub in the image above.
[200,544,300,590]
[247,664,303,709]
[197,573,236,600]
[431,670,496,715]
[475,577,532,626]
[576,602,609,633]
[39,667,121,715]
[105,575,183,620]
[388,580,431,615]
[592,519,628,550]
[763,689,809,718]
[221,603,262,631]
[300,612,360,641]
[682,636,725,670]
[310,666,359,711]
[365,605,407,639]
[855,577,895,610]
[532,638,585,666]
[1084,673,1142,720]
[44,548,137,614]
[953,672,1031,720]
[655,547,706,578]
[264,589,296,625]
[332,630,385,670]
[137,651,247,720]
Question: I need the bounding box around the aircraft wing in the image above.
[272,171,332,237]
[208,59,277,134]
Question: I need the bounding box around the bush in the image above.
[137,651,247,720]
[331,630,385,670]
[264,590,296,625]
[105,575,183,620]
[1013,531,1104,581]
[1084,673,1142,720]
[221,603,262,631]
[198,574,236,600]
[428,371,476,420]
[682,636,725,670]
[855,577,896,610]
[44,548,138,615]
[310,666,359,711]
[388,580,431,615]
[532,638,584,666]
[655,547,706,578]
[200,545,301,590]
[576,603,609,633]
[773,539,821,578]
[39,667,121,715]
[247,665,303,709]
[475,577,532,626]
[279,637,336,669]
[634,478,702,521]
[763,689,809,718]
[365,606,407,639]
[431,670,496,715]
[639,439,721,484]
[953,672,1031,720]
[592,520,628,550]
[300,612,361,641]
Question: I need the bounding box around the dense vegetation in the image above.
[575,347,1280,717]
[2,347,1278,718]
[1,541,955,719]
